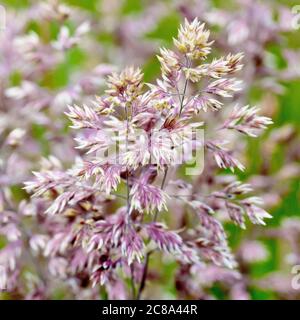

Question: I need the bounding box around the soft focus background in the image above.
[0,0,300,299]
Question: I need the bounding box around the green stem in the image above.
[137,56,190,299]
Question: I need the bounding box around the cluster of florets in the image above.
[23,18,272,299]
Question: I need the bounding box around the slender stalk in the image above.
[137,59,190,299]
[124,104,131,215]
[137,167,168,299]
[153,167,169,222]
[130,264,136,299]
[179,56,191,116]
[136,252,149,300]
[125,103,137,299]
[179,78,189,116]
